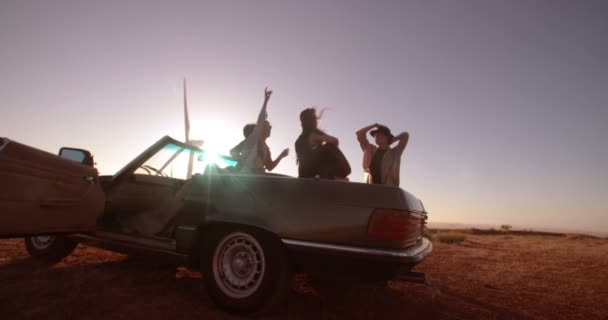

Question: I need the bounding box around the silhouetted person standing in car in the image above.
[356,124,409,187]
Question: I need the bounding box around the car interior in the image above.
[60,140,237,239]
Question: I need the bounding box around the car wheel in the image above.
[24,235,77,263]
[201,227,292,314]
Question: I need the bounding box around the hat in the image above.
[370,125,394,141]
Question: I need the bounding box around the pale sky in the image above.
[1,0,606,233]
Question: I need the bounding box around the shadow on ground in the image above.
[3,235,606,320]
[0,245,521,320]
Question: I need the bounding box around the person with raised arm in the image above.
[356,123,409,186]
[237,88,289,173]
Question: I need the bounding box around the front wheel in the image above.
[24,235,77,263]
[201,227,292,314]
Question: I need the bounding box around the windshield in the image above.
[134,143,237,179]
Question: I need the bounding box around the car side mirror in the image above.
[59,147,95,167]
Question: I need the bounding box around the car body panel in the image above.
[185,173,425,250]
[0,138,105,237]
[1,135,430,273]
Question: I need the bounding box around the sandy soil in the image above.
[1,233,606,320]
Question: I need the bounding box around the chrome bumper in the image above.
[281,237,432,264]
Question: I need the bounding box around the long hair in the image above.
[299,107,329,135]
[299,108,317,135]
[296,107,325,168]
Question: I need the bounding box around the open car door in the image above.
[0,138,105,237]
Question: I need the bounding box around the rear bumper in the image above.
[281,237,432,265]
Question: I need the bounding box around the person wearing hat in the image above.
[356,123,409,186]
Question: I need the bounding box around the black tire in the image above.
[201,226,293,314]
[24,235,77,263]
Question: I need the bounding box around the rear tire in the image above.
[201,227,292,314]
[24,235,77,263]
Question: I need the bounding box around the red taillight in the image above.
[367,208,410,241]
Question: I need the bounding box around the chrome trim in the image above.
[176,225,196,232]
[281,237,432,263]
[0,137,11,152]
[69,233,185,257]
[84,231,176,250]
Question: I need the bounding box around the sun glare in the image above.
[188,113,242,156]
[199,151,221,167]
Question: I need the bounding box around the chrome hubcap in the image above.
[232,251,254,277]
[30,235,55,250]
[212,232,265,299]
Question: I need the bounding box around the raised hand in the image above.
[279,148,289,158]
[264,87,273,102]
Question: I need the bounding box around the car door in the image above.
[0,138,105,237]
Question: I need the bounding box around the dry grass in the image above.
[1,233,607,320]
[471,228,565,237]
[437,232,467,244]
[567,234,601,241]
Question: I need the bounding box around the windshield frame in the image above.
[112,136,237,182]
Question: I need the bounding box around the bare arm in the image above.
[356,123,378,150]
[392,131,410,154]
[257,87,272,126]
[311,132,339,146]
[262,87,272,108]
[238,88,272,172]
[265,148,289,171]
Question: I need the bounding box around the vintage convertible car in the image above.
[0,135,431,313]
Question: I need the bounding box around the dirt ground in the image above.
[1,233,607,320]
